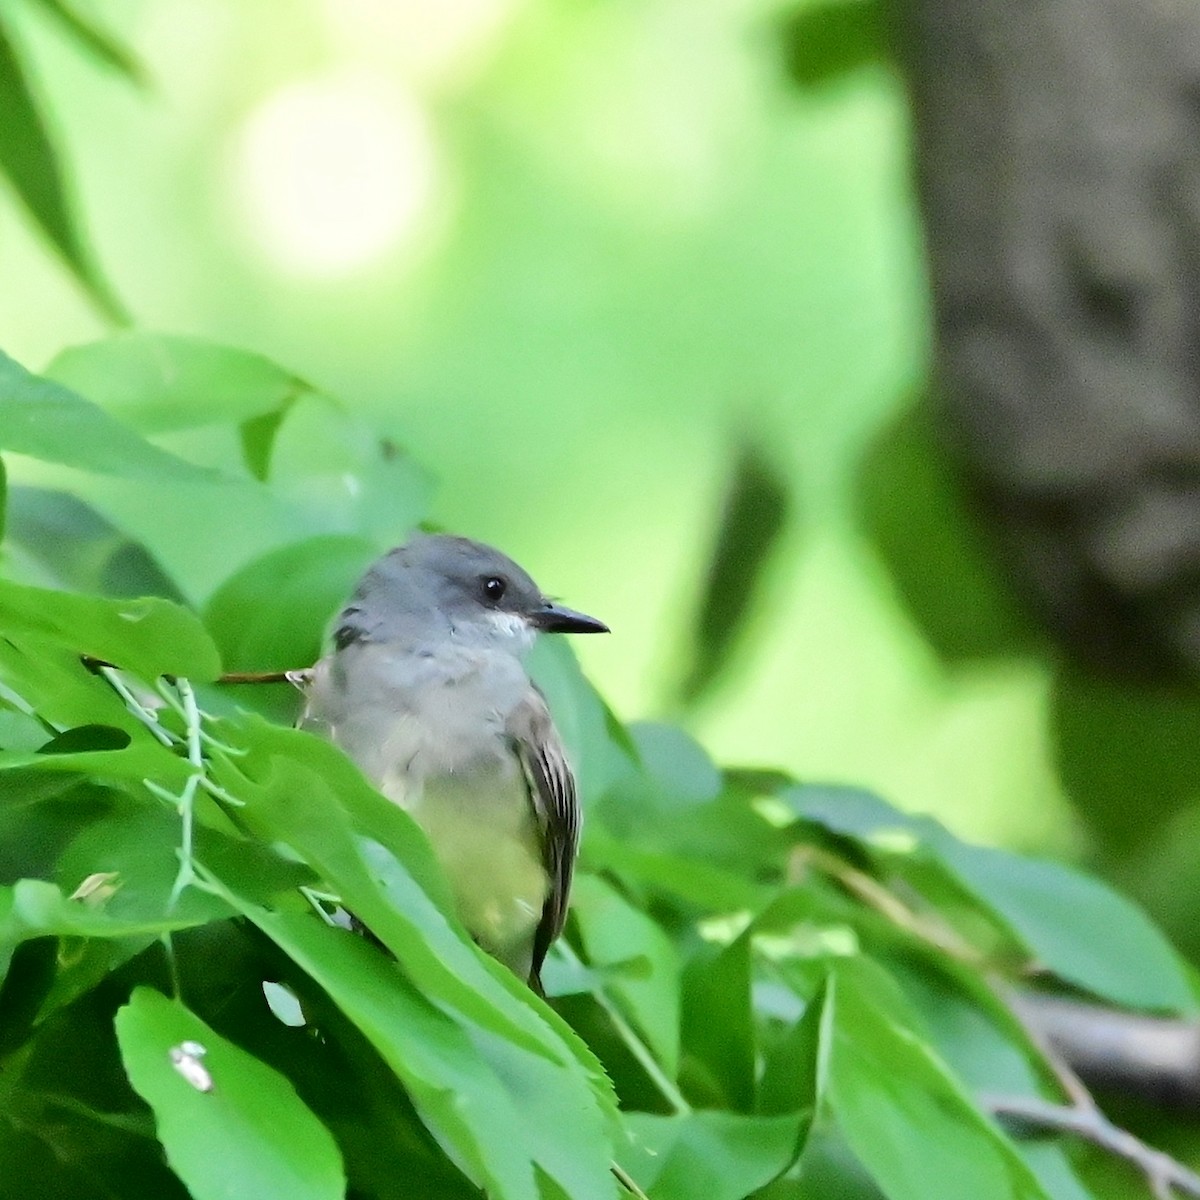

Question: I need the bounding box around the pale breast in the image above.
[301,639,549,975]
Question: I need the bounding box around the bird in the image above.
[297,533,608,991]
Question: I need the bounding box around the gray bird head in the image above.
[334,534,608,653]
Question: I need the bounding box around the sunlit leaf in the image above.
[0,352,211,480]
[116,988,346,1200]
[0,21,123,318]
[47,334,315,437]
[0,577,221,681]
[822,967,1050,1200]
[28,0,146,84]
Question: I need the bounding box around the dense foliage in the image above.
[0,337,1195,1200]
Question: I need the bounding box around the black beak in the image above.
[531,602,609,634]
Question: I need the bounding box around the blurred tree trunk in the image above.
[897,0,1200,678]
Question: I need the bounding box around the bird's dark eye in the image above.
[482,576,507,602]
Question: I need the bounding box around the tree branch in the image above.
[984,1094,1200,1199]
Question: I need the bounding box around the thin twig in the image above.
[992,980,1094,1109]
[610,1160,652,1200]
[985,1094,1200,1199]
[215,670,296,684]
[791,844,986,966]
[798,844,1200,1198]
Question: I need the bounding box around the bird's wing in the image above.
[508,686,581,986]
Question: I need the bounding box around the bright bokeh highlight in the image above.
[231,73,440,276]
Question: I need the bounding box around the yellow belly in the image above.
[383,764,548,978]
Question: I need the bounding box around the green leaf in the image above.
[856,405,1039,664]
[0,631,143,735]
[3,486,184,600]
[203,535,377,672]
[223,905,617,1200]
[28,0,146,84]
[935,839,1196,1013]
[46,334,315,437]
[209,713,614,1083]
[53,803,249,929]
[20,337,429,603]
[822,967,1050,1200]
[680,928,755,1110]
[758,978,828,1118]
[0,577,221,681]
[620,1111,803,1200]
[265,399,433,543]
[779,0,886,90]
[524,634,633,808]
[786,785,1197,1013]
[0,726,183,785]
[0,352,212,480]
[115,988,345,1200]
[0,878,214,972]
[677,439,792,707]
[0,22,123,318]
[583,828,770,913]
[629,722,722,806]
[571,873,682,1075]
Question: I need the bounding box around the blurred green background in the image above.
[0,0,1072,853]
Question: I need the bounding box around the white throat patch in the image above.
[486,609,537,652]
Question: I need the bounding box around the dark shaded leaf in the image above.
[240,408,288,481]
[1051,669,1200,855]
[856,405,1040,663]
[779,0,886,90]
[571,873,682,1075]
[677,439,792,707]
[758,976,827,1117]
[680,929,755,1111]
[0,21,123,318]
[37,724,130,754]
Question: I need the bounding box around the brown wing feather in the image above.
[509,688,581,989]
